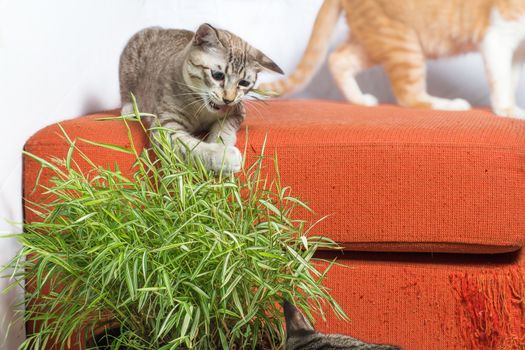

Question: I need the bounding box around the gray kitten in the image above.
[119,24,282,172]
[283,301,403,350]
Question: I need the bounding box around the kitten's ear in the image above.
[283,300,314,335]
[253,49,284,75]
[194,23,220,47]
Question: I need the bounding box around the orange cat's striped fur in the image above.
[259,0,525,118]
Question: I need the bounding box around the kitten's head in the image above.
[283,300,403,350]
[283,300,316,349]
[185,23,283,113]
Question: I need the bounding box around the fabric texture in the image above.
[22,100,525,349]
[25,100,525,254]
[313,251,525,350]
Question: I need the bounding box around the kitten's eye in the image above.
[238,80,250,87]
[211,70,225,81]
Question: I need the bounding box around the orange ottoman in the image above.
[23,100,525,349]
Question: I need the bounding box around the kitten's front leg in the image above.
[154,116,241,173]
[206,114,244,146]
[482,18,525,119]
[205,111,244,171]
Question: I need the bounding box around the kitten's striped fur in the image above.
[119,24,282,173]
[259,0,525,119]
[284,301,402,350]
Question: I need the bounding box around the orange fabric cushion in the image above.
[313,251,525,350]
[24,100,525,253]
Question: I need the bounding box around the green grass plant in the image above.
[3,101,346,349]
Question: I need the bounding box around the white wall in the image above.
[1,1,524,349]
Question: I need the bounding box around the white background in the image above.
[1,1,524,348]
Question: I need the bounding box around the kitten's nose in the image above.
[222,98,233,105]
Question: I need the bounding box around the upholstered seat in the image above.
[23,100,525,349]
[25,100,525,253]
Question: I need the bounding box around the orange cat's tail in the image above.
[257,0,342,96]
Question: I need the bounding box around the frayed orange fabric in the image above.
[312,252,525,350]
[450,268,525,349]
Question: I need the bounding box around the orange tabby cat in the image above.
[259,0,525,118]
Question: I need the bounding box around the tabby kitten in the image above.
[283,301,402,350]
[119,24,283,173]
[259,0,525,119]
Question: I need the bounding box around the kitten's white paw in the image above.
[121,102,133,115]
[430,98,471,111]
[493,106,525,120]
[206,144,242,173]
[355,94,378,107]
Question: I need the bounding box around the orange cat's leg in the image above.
[482,36,522,118]
[481,10,525,119]
[328,41,378,106]
[512,53,524,93]
[381,38,471,111]
[510,47,525,118]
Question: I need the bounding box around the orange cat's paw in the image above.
[430,97,471,111]
[354,94,378,107]
[494,107,525,120]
